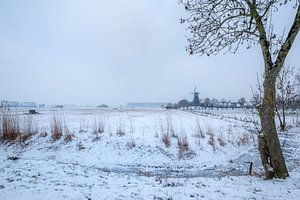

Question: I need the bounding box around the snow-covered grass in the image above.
[0,108,299,199]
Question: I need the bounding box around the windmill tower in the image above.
[190,86,200,106]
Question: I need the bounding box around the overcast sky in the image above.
[0,0,299,106]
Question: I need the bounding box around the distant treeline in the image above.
[166,97,300,110]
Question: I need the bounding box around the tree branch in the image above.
[275,5,300,72]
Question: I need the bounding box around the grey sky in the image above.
[0,0,299,106]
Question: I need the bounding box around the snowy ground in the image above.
[0,108,299,199]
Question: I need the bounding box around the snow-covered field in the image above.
[0,108,299,199]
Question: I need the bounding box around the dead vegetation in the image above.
[116,126,125,136]
[0,111,21,141]
[177,135,189,155]
[64,127,74,143]
[193,119,205,147]
[162,133,171,147]
[126,137,136,149]
[51,114,63,141]
[51,114,75,143]
[207,131,216,152]
[217,134,226,147]
[159,116,176,147]
[236,133,250,147]
[93,116,105,134]
[195,119,205,138]
[20,117,38,142]
[92,116,105,141]
[0,110,38,142]
[78,121,89,133]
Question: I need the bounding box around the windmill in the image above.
[190,86,200,106]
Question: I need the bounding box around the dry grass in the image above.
[217,134,226,147]
[0,111,39,143]
[162,133,171,148]
[39,130,48,138]
[64,132,74,143]
[93,117,105,134]
[78,121,89,133]
[20,117,38,142]
[206,128,216,151]
[170,127,178,138]
[0,111,21,141]
[236,133,250,146]
[51,115,63,141]
[193,120,206,147]
[177,136,189,155]
[195,119,205,138]
[126,137,136,149]
[127,112,135,133]
[116,126,125,136]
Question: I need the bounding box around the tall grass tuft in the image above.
[0,111,21,141]
[51,114,63,141]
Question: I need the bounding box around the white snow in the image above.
[0,108,299,199]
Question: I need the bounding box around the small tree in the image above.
[276,66,297,131]
[211,98,219,108]
[204,98,211,107]
[180,0,300,179]
[238,97,247,108]
[178,99,190,108]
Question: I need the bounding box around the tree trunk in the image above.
[258,71,289,179]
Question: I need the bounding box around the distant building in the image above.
[21,102,37,107]
[98,104,109,108]
[126,103,168,108]
[190,86,200,106]
[1,101,19,107]
[54,105,64,108]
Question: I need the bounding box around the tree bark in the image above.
[258,71,289,179]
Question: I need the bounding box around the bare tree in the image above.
[180,0,300,179]
[276,66,297,131]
